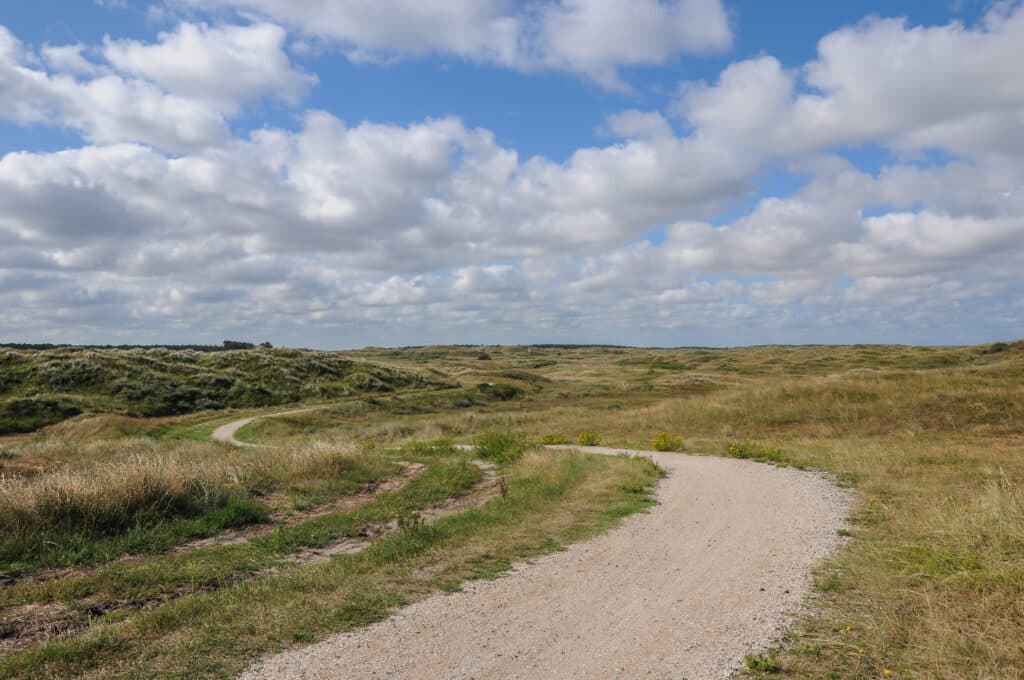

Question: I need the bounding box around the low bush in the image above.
[727,440,787,464]
[539,433,569,445]
[577,431,603,446]
[650,432,684,451]
[476,382,523,401]
[474,431,529,463]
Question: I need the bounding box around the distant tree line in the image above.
[1,341,274,352]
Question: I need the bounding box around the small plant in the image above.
[407,437,458,457]
[650,432,684,451]
[727,440,787,465]
[497,475,509,498]
[540,433,569,445]
[745,651,781,672]
[474,430,528,463]
[577,431,602,446]
[396,510,423,531]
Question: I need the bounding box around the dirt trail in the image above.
[242,446,852,680]
[210,408,321,447]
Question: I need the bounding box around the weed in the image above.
[745,651,782,672]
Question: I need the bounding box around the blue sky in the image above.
[0,1,1020,347]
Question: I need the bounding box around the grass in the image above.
[474,430,530,463]
[0,437,400,572]
[0,346,451,434]
[343,340,1024,679]
[0,449,661,678]
[2,339,1023,678]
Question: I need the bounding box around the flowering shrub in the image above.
[577,431,602,446]
[650,432,684,451]
[727,440,786,464]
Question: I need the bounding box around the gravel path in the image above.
[210,408,319,447]
[241,446,851,680]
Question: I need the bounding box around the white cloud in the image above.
[182,0,731,87]
[533,0,731,88]
[675,4,1024,158]
[103,22,316,113]
[2,9,1023,346]
[0,21,311,152]
[41,43,100,76]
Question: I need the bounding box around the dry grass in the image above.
[0,435,397,571]
[339,341,1024,678]
[2,340,1022,678]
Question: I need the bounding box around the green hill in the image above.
[0,346,451,434]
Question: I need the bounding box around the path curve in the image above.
[210,408,321,447]
[242,445,851,680]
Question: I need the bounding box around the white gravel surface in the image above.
[241,446,851,680]
[210,408,318,447]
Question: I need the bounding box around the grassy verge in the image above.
[0,438,400,573]
[0,449,661,678]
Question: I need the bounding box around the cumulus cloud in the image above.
[103,22,316,112]
[182,0,732,87]
[1,7,1023,346]
[0,21,312,152]
[676,4,1024,158]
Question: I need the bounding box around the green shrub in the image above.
[474,431,528,463]
[577,431,602,446]
[476,382,523,401]
[727,440,787,464]
[650,432,684,451]
[539,433,569,445]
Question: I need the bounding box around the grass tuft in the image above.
[474,431,529,463]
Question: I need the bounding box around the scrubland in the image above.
[0,340,1021,678]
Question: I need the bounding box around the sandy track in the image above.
[210,408,320,447]
[241,446,851,680]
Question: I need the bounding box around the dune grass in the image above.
[0,449,661,679]
[2,340,1022,678]
[0,437,399,572]
[0,346,450,433]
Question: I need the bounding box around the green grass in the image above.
[3,339,1024,678]
[0,450,660,679]
[0,495,268,573]
[473,430,529,463]
[0,346,451,434]
[0,440,402,573]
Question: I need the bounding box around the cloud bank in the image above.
[0,3,1021,346]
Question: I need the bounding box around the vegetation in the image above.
[474,430,530,463]
[0,346,449,434]
[0,436,399,572]
[650,432,684,451]
[0,446,659,678]
[1,339,1022,678]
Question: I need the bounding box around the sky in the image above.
[0,0,1021,348]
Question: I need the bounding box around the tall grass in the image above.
[0,437,397,571]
